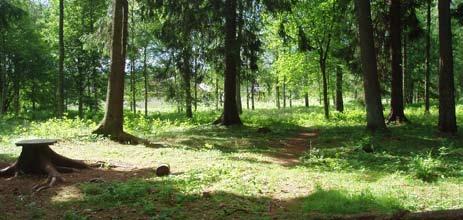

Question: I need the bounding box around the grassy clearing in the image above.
[1,104,462,219]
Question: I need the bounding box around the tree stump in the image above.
[0,139,88,192]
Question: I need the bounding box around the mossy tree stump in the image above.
[0,139,88,192]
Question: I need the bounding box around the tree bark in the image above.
[216,0,241,125]
[355,0,387,132]
[425,0,431,113]
[94,0,142,144]
[57,0,65,117]
[276,85,280,109]
[336,66,344,112]
[143,46,148,116]
[388,0,408,124]
[438,0,457,133]
[283,77,286,108]
[182,48,193,118]
[320,58,329,119]
[251,80,255,110]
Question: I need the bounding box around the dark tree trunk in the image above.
[425,0,431,113]
[355,0,387,132]
[57,0,65,117]
[387,0,408,124]
[336,66,344,112]
[236,74,242,114]
[216,0,241,125]
[143,47,148,116]
[215,74,219,110]
[0,34,5,115]
[246,81,250,109]
[283,77,286,108]
[94,0,142,144]
[305,92,309,108]
[320,59,329,118]
[251,80,255,110]
[182,49,193,118]
[276,85,280,109]
[438,0,457,133]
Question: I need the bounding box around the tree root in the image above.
[32,175,64,193]
[1,146,88,193]
[386,113,409,125]
[0,163,18,178]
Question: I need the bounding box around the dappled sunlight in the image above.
[51,185,84,203]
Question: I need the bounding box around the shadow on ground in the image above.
[0,160,405,220]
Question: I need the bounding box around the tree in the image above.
[388,0,408,123]
[355,0,387,132]
[335,65,343,112]
[93,0,142,143]
[57,0,65,117]
[216,0,242,125]
[424,0,431,113]
[437,0,457,133]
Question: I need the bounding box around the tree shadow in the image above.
[0,162,405,220]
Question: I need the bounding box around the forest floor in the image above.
[0,105,463,219]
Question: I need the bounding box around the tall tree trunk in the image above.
[289,90,292,108]
[246,80,250,109]
[236,74,242,114]
[388,0,408,123]
[57,0,65,117]
[217,0,241,125]
[0,33,5,115]
[438,0,457,133]
[283,77,286,108]
[276,85,280,109]
[320,58,329,119]
[305,92,309,108]
[336,66,344,112]
[94,0,141,144]
[182,49,193,118]
[425,0,431,113]
[355,0,387,132]
[215,74,219,110]
[143,46,148,116]
[251,80,255,110]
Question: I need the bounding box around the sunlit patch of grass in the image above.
[1,104,463,219]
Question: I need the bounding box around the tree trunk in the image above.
[387,0,408,124]
[57,0,65,117]
[289,90,292,108]
[236,74,242,114]
[182,49,193,118]
[438,0,457,133]
[320,58,329,119]
[283,77,286,108]
[215,74,219,110]
[336,66,344,112]
[276,85,280,109]
[305,92,309,108]
[143,46,148,116]
[246,81,250,109]
[425,0,431,113]
[217,0,241,125]
[355,0,387,132]
[0,33,5,115]
[94,0,142,144]
[251,80,255,110]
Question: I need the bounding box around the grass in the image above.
[0,103,463,219]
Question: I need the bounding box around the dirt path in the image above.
[269,129,319,166]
